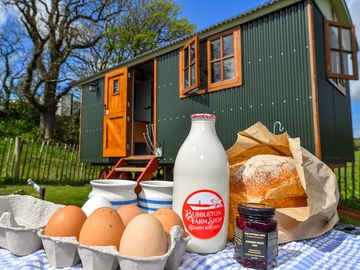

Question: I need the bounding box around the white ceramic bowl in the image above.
[89,180,138,210]
[138,181,173,213]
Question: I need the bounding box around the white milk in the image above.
[172,113,229,254]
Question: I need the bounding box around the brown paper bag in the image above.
[227,122,339,243]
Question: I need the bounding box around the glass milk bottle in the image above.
[172,113,229,254]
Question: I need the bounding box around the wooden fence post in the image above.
[67,144,76,181]
[41,141,50,181]
[80,162,84,182]
[83,162,88,181]
[344,166,347,200]
[337,168,341,200]
[27,139,39,180]
[90,165,96,180]
[4,138,13,178]
[55,143,65,180]
[46,142,56,182]
[21,139,29,180]
[25,139,34,180]
[351,162,355,201]
[59,144,68,181]
[72,146,79,182]
[13,137,22,180]
[0,138,8,178]
[36,140,46,180]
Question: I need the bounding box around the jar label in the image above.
[182,189,225,239]
[235,226,278,262]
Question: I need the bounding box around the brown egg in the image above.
[79,207,124,249]
[44,205,87,239]
[119,214,167,257]
[117,205,142,227]
[153,208,186,237]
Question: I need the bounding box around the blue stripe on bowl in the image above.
[138,204,159,212]
[109,199,138,206]
[138,201,172,208]
[138,202,172,210]
[138,197,173,205]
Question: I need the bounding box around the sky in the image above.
[175,0,360,138]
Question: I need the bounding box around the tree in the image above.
[1,0,194,140]
[69,0,196,76]
[1,0,124,139]
[106,0,196,63]
[65,35,114,79]
[0,26,26,113]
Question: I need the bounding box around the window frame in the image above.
[207,28,242,92]
[113,79,119,95]
[110,77,121,96]
[179,35,200,97]
[324,20,358,80]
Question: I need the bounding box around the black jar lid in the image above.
[238,203,275,219]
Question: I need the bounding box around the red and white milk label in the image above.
[182,189,225,239]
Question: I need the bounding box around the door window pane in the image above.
[184,47,189,67]
[341,28,352,51]
[211,61,221,83]
[113,80,119,94]
[184,69,189,88]
[190,42,195,64]
[330,26,339,49]
[224,58,235,80]
[190,64,196,85]
[342,52,353,76]
[330,51,341,74]
[211,39,221,60]
[223,34,234,57]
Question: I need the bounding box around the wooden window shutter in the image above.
[179,35,200,97]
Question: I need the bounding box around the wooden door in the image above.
[103,68,129,157]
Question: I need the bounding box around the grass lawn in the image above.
[1,184,360,226]
[0,184,91,206]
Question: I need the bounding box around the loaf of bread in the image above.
[228,154,307,240]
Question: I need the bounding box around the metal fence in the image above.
[334,152,360,201]
[0,137,102,184]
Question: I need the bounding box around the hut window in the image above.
[207,28,242,92]
[325,20,358,80]
[179,35,200,97]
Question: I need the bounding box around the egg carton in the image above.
[77,225,190,270]
[0,195,61,256]
[38,230,80,268]
[39,225,189,270]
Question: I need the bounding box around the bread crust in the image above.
[230,155,306,201]
[228,154,307,240]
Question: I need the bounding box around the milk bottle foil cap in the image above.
[191,113,216,120]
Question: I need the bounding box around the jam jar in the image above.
[234,203,278,269]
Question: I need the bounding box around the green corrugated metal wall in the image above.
[156,1,314,163]
[313,4,354,163]
[80,79,112,164]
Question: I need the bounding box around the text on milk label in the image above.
[182,189,225,239]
